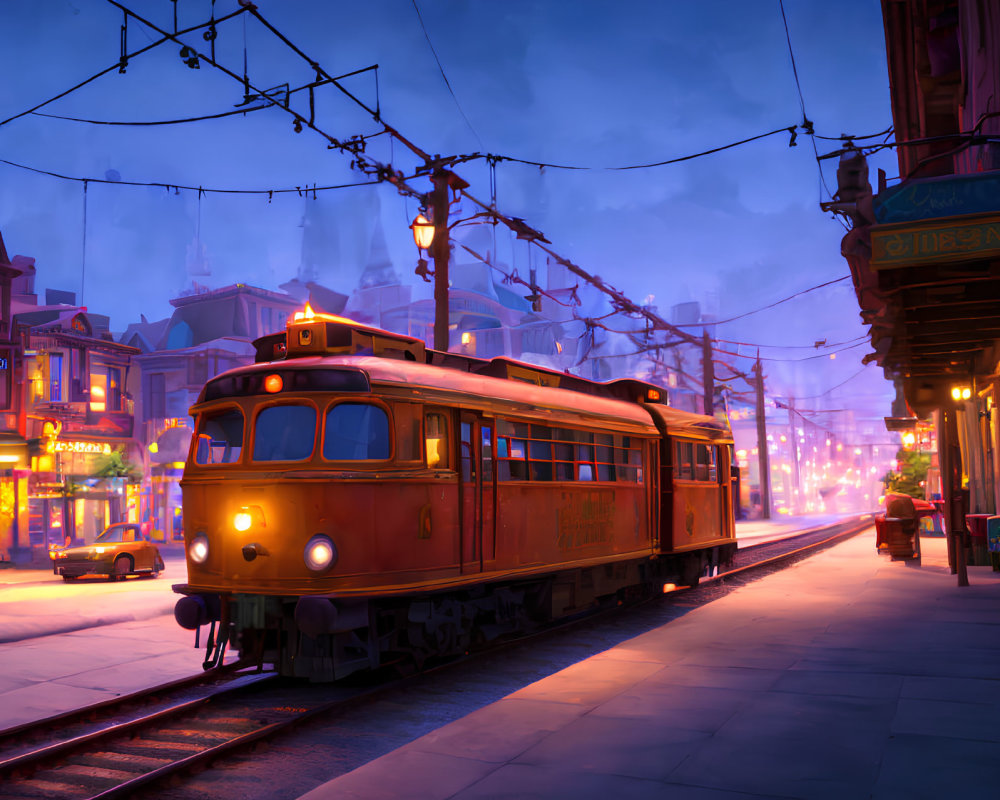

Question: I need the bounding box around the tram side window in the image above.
[324,403,390,460]
[674,440,718,482]
[696,443,718,481]
[674,441,694,480]
[496,419,643,483]
[253,404,317,462]
[195,408,244,465]
[425,412,450,468]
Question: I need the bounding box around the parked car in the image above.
[50,523,165,582]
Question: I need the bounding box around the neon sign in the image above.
[46,440,113,455]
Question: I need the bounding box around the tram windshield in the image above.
[194,408,244,465]
[323,403,390,460]
[253,404,317,462]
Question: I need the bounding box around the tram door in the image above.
[459,414,495,573]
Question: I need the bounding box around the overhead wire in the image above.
[713,341,867,363]
[673,276,850,327]
[714,334,868,350]
[777,0,835,204]
[0,5,247,128]
[794,365,873,399]
[13,2,879,402]
[487,124,801,171]
[410,0,483,150]
[0,157,379,196]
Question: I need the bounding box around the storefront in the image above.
[27,435,144,547]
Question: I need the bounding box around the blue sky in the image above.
[0,0,897,413]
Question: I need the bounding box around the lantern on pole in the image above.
[410,214,434,250]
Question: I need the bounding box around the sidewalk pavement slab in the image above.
[297,532,1000,800]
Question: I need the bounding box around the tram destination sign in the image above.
[870,212,1000,269]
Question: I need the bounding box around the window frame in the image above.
[251,400,320,463]
[320,399,393,463]
[673,438,720,484]
[495,418,645,484]
[424,409,452,469]
[193,404,247,466]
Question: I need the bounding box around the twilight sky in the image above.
[0,0,898,416]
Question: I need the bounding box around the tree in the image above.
[91,446,143,484]
[882,447,930,498]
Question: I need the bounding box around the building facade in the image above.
[126,283,303,541]
[836,1,1000,570]
[15,292,141,555]
[0,233,26,563]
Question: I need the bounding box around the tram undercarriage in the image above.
[181,543,736,682]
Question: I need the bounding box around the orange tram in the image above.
[173,309,737,681]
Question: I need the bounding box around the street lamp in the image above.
[410,213,434,250]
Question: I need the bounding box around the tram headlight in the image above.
[233,505,265,532]
[190,533,209,564]
[304,534,337,572]
[234,509,253,532]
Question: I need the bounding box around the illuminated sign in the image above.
[0,358,7,370]
[46,440,113,455]
[871,213,1000,269]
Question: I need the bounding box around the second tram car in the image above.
[173,309,736,680]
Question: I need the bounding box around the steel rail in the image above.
[0,672,277,782]
[0,661,246,746]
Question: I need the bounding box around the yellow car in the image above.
[50,523,165,582]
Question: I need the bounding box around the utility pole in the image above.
[429,168,451,352]
[753,354,771,519]
[702,331,714,417]
[787,397,801,514]
[941,406,969,587]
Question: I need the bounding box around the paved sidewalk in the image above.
[298,532,1000,800]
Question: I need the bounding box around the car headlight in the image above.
[189,533,209,564]
[304,534,337,572]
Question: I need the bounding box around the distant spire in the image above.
[358,213,398,289]
[298,195,339,284]
[0,230,10,266]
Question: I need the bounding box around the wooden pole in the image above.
[430,170,451,352]
[702,331,714,417]
[754,354,771,520]
[942,407,969,586]
[787,397,802,514]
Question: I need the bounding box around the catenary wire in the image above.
[410,0,483,150]
[672,276,850,327]
[0,157,378,196]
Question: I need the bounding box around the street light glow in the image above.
[410,214,434,250]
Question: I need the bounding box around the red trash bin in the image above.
[875,515,919,559]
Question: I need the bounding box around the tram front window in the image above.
[324,403,389,460]
[195,408,245,465]
[253,404,317,462]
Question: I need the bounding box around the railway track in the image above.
[0,516,873,800]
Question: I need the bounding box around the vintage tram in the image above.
[173,308,737,680]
